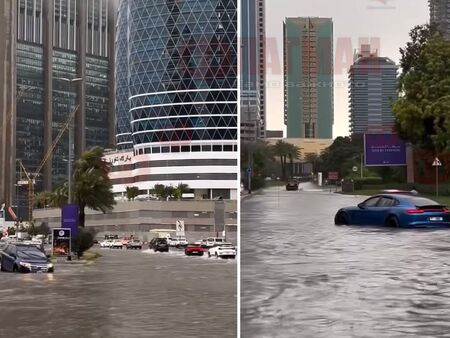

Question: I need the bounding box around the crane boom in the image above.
[16,104,80,223]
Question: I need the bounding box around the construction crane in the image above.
[16,105,80,222]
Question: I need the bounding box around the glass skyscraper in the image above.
[114,0,238,199]
[0,0,117,216]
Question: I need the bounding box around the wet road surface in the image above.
[242,184,450,338]
[0,246,236,338]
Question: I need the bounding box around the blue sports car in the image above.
[335,193,450,228]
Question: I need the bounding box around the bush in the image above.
[72,228,95,259]
[353,177,383,190]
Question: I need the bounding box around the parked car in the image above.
[110,240,124,249]
[286,179,299,191]
[206,237,225,247]
[0,244,54,273]
[167,237,188,247]
[149,238,169,252]
[208,243,236,259]
[126,240,143,250]
[100,240,113,248]
[335,193,450,228]
[184,244,204,256]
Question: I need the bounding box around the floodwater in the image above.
[241,183,450,338]
[0,247,236,338]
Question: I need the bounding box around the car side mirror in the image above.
[357,203,365,209]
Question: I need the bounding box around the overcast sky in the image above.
[263,0,429,137]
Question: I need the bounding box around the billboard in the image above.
[52,228,71,257]
[62,204,79,238]
[364,134,406,167]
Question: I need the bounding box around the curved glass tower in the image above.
[114,0,238,199]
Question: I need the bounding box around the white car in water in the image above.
[208,243,236,259]
[167,237,188,247]
[100,240,113,248]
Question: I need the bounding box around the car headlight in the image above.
[47,263,53,269]
[19,262,31,268]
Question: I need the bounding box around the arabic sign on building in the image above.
[103,151,134,166]
[364,134,406,167]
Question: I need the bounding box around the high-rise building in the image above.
[283,17,333,139]
[241,0,265,142]
[0,0,117,213]
[113,0,238,200]
[349,44,398,135]
[430,0,450,39]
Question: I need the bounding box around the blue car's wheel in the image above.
[335,212,348,225]
[386,215,399,227]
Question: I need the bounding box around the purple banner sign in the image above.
[62,204,79,238]
[364,134,406,167]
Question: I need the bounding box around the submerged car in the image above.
[1,244,54,273]
[208,243,236,259]
[149,238,169,252]
[126,240,143,250]
[335,193,450,228]
[286,179,299,191]
[184,244,204,256]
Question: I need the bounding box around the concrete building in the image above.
[0,0,117,216]
[241,0,265,141]
[114,0,238,200]
[349,44,398,135]
[430,0,450,39]
[283,17,333,139]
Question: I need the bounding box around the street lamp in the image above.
[58,77,83,204]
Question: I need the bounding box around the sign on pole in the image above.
[328,172,338,180]
[176,220,185,237]
[52,228,71,257]
[432,157,442,197]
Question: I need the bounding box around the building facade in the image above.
[349,44,398,135]
[0,0,117,217]
[240,0,265,142]
[114,0,238,200]
[430,0,450,39]
[283,17,333,139]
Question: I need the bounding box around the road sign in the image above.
[176,220,185,236]
[432,157,442,166]
[328,172,338,180]
[352,166,358,172]
[247,167,252,174]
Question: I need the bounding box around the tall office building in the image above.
[241,0,265,141]
[283,17,333,139]
[0,0,117,213]
[113,0,238,200]
[349,44,398,135]
[430,0,450,39]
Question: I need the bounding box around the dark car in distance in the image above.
[335,193,450,228]
[0,244,54,273]
[149,238,169,252]
[185,244,204,256]
[286,179,299,191]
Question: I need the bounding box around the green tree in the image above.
[126,186,139,201]
[394,30,450,151]
[73,147,115,227]
[173,183,190,199]
[304,153,321,173]
[152,184,166,199]
[286,143,302,178]
[34,191,55,208]
[271,140,291,180]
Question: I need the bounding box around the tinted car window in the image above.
[378,197,395,207]
[17,247,46,259]
[363,197,380,207]
[402,196,440,207]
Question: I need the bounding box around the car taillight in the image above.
[406,209,425,214]
[444,208,450,213]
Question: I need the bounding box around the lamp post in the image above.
[59,77,83,204]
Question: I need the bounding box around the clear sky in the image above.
[264,0,429,138]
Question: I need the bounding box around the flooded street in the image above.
[0,247,236,338]
[242,184,450,338]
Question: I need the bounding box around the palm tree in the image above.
[73,147,115,227]
[173,183,190,199]
[271,140,291,180]
[286,143,302,178]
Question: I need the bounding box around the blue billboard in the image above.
[62,204,79,238]
[364,134,407,167]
